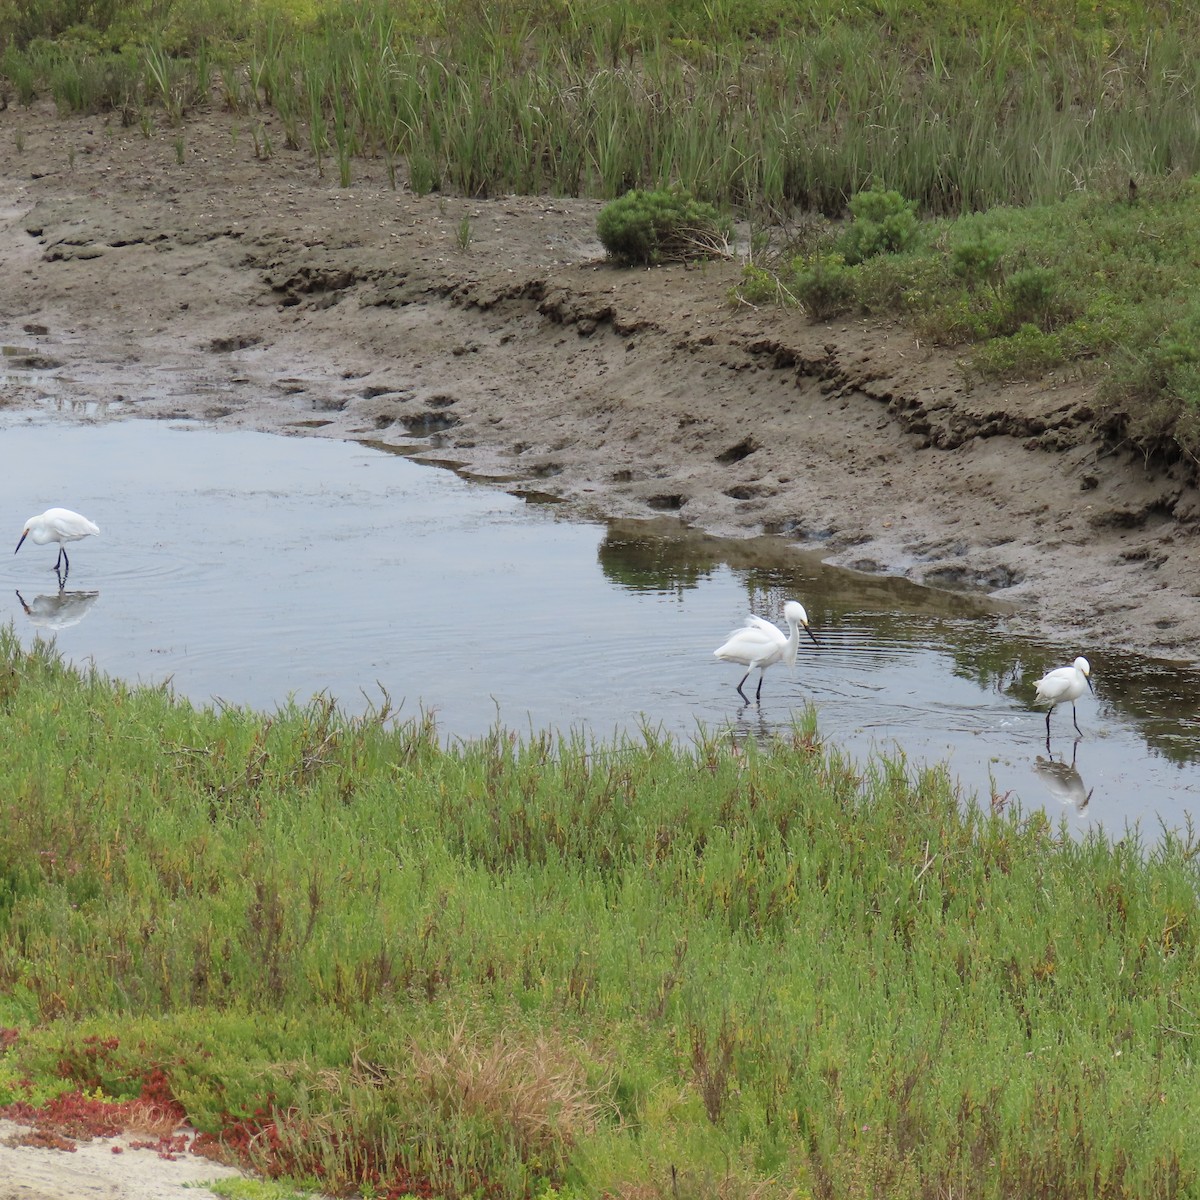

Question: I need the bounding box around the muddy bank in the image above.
[1,101,1197,662]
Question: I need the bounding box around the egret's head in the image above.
[784,600,819,646]
[1075,656,1094,693]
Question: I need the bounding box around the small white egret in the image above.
[714,599,818,703]
[14,508,99,574]
[1033,656,1094,737]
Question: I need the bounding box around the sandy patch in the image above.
[0,1119,250,1200]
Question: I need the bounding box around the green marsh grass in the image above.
[9,3,1200,214]
[1,627,1199,1196]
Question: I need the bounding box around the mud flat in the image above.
[1,100,1197,662]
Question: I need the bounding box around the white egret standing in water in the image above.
[14,508,100,574]
[1033,656,1093,737]
[714,599,819,703]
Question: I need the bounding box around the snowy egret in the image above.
[14,508,100,574]
[1033,656,1093,737]
[714,599,818,703]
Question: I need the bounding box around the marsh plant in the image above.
[734,177,1200,472]
[7,1,1200,215]
[597,187,732,265]
[0,631,1198,1198]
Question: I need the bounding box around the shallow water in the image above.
[3,415,1199,841]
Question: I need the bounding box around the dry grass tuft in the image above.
[409,1021,608,1156]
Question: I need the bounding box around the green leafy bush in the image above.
[952,234,1004,283]
[597,187,732,266]
[1003,265,1060,331]
[969,324,1066,380]
[735,262,798,306]
[839,188,920,264]
[793,252,855,321]
[1100,304,1200,463]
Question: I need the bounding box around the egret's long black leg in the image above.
[736,674,751,703]
[755,674,764,703]
[1072,704,1083,737]
[1045,709,1052,736]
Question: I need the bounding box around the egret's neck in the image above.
[784,620,801,667]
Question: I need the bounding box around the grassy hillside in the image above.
[0,631,1198,1198]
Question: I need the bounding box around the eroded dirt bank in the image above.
[2,102,1198,662]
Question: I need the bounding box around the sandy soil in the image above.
[0,1119,247,1200]
[1,101,1199,667]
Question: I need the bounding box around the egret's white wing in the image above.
[1034,666,1074,704]
[715,625,786,665]
[743,615,784,636]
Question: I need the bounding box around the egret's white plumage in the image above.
[1033,655,1093,737]
[714,599,818,703]
[15,508,100,574]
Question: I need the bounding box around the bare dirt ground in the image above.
[1,99,1199,671]
[0,1118,246,1200]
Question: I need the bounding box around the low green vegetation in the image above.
[1,629,1199,1198]
[597,188,731,265]
[3,0,1200,213]
[736,177,1200,469]
[4,0,1200,1177]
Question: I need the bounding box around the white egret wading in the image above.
[714,599,818,703]
[1033,656,1094,737]
[15,508,100,574]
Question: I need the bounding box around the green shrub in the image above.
[952,234,1004,284]
[839,188,920,265]
[735,262,798,306]
[1003,265,1060,331]
[596,187,732,266]
[969,324,1066,380]
[792,252,855,322]
[1100,305,1200,463]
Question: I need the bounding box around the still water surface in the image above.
[3,416,1199,840]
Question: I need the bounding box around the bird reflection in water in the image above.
[15,584,100,632]
[733,702,772,746]
[1033,737,1092,816]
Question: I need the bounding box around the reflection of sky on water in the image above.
[0,415,1197,842]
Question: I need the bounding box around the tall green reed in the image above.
[11,2,1200,220]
